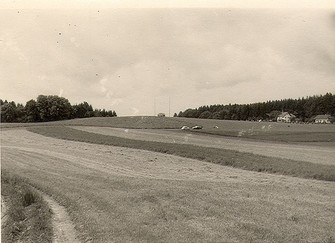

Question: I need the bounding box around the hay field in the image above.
[1,116,334,145]
[27,126,335,181]
[2,117,335,242]
[73,126,335,166]
[1,126,335,242]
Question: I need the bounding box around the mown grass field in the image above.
[27,126,335,181]
[2,117,335,242]
[2,129,335,242]
[2,116,334,144]
[0,116,195,129]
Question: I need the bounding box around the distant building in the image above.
[157,113,165,117]
[277,112,296,123]
[314,115,333,124]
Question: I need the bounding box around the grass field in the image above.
[2,116,334,144]
[0,116,195,129]
[1,170,53,243]
[175,117,335,144]
[27,126,335,181]
[2,129,335,242]
[2,117,335,242]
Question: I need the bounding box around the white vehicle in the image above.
[181,126,190,130]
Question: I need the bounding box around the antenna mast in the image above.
[169,96,171,117]
[154,98,156,116]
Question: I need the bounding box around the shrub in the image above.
[23,191,36,207]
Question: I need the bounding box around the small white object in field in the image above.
[238,130,246,136]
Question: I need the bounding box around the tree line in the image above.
[0,95,117,123]
[175,93,335,122]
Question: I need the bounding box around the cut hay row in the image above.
[2,116,334,144]
[28,126,335,181]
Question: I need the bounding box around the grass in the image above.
[27,126,335,181]
[3,116,334,144]
[0,116,196,129]
[1,170,53,243]
[3,128,335,242]
[175,117,335,144]
[2,138,335,242]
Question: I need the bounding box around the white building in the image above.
[277,112,296,123]
[314,115,333,124]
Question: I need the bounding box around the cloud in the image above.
[1,9,334,115]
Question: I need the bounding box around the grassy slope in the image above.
[0,116,196,129]
[27,126,335,181]
[3,116,335,144]
[175,117,335,144]
[2,134,335,243]
[1,170,53,243]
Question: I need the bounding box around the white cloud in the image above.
[1,9,334,115]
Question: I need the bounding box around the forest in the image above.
[0,95,117,123]
[175,93,335,122]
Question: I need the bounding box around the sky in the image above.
[1,1,335,116]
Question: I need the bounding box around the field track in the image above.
[42,192,79,243]
[73,126,335,166]
[1,128,335,242]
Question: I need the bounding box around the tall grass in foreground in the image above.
[1,170,53,243]
[28,126,335,181]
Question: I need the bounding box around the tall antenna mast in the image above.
[154,98,156,116]
[169,96,171,117]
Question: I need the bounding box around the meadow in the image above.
[1,116,335,242]
[1,116,335,145]
[27,126,335,181]
[2,129,335,242]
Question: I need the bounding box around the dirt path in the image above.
[1,188,78,243]
[73,126,335,165]
[1,197,8,228]
[41,193,80,243]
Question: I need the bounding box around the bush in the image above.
[23,191,36,207]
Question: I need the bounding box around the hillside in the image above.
[2,116,334,145]
[0,116,197,129]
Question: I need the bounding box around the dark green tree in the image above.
[1,103,17,122]
[37,95,72,121]
[72,102,94,118]
[16,103,26,122]
[25,99,40,122]
[199,111,212,119]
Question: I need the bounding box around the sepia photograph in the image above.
[1,0,335,242]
